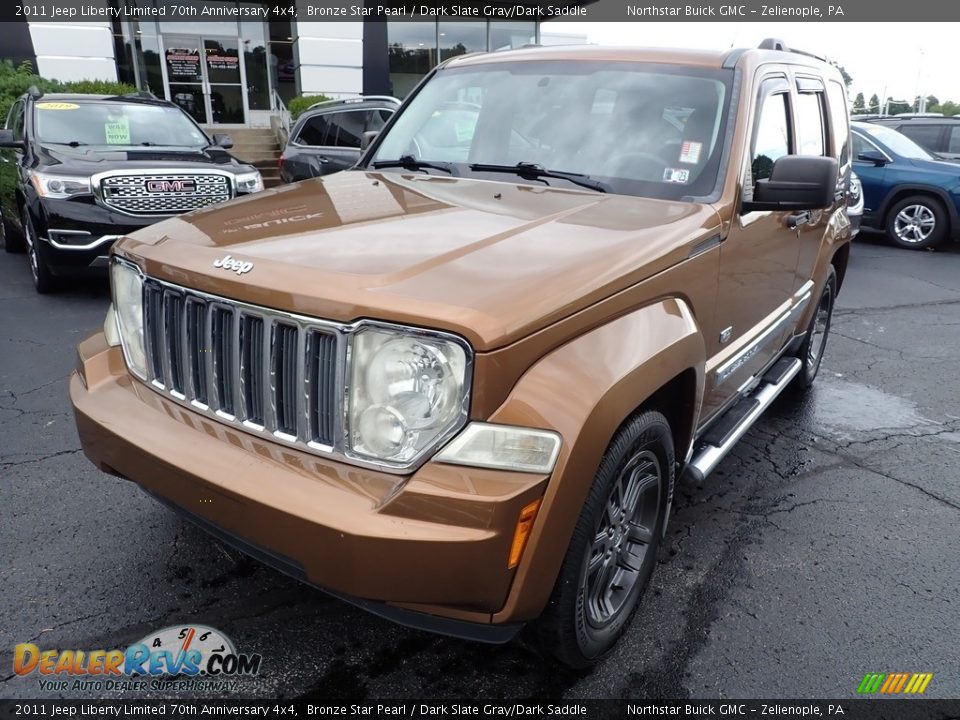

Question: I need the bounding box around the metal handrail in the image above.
[270,89,291,136]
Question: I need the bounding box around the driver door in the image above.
[703,74,803,420]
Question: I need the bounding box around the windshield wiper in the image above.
[46,141,89,147]
[372,155,457,175]
[469,162,609,193]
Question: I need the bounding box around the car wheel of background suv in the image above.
[885,195,947,250]
[2,207,25,253]
[535,410,672,668]
[22,207,59,293]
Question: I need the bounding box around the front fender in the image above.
[487,297,704,622]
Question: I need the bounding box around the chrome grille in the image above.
[142,278,339,450]
[99,172,232,216]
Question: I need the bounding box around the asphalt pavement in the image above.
[2,230,958,700]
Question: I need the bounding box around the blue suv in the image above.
[852,121,960,249]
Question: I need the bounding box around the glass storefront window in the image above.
[240,16,270,110]
[489,22,537,51]
[387,22,437,99]
[268,20,297,105]
[439,21,486,62]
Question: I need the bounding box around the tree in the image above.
[868,93,881,112]
[940,101,960,117]
[830,61,853,88]
[925,95,941,113]
[852,92,865,113]
[886,97,911,115]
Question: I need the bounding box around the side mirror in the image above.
[856,150,888,166]
[212,133,233,149]
[0,129,24,150]
[361,130,379,151]
[743,155,839,212]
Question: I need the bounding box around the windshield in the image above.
[861,123,933,160]
[371,61,733,200]
[34,101,209,148]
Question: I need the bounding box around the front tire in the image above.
[22,207,60,294]
[885,195,947,249]
[535,410,673,668]
[794,265,836,390]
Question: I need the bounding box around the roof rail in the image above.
[306,95,400,111]
[757,38,827,62]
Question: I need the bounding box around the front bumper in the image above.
[35,197,164,274]
[70,333,548,636]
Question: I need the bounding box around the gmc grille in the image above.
[99,172,232,216]
[142,278,340,451]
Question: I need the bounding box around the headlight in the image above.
[435,423,562,474]
[30,172,92,199]
[110,259,147,379]
[235,171,264,194]
[849,174,862,203]
[348,327,470,465]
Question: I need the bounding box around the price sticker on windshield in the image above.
[35,102,79,110]
[104,117,131,145]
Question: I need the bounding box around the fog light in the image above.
[357,403,408,457]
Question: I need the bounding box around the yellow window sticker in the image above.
[104,117,131,145]
[35,102,79,110]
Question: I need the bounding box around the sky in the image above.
[555,23,957,105]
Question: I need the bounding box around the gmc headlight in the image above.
[110,259,147,379]
[348,327,470,466]
[235,171,264,194]
[30,172,91,199]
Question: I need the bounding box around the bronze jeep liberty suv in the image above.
[71,39,853,667]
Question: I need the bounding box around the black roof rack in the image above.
[757,38,827,63]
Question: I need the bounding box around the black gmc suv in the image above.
[0,90,263,292]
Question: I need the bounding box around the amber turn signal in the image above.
[508,498,542,569]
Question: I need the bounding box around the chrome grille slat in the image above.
[140,278,342,460]
[99,172,232,216]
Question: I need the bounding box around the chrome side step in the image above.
[685,357,801,483]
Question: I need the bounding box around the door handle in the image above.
[318,156,330,163]
[787,211,811,229]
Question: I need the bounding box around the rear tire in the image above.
[535,410,673,668]
[794,265,836,390]
[885,195,947,250]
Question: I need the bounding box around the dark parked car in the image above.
[852,121,960,249]
[278,96,399,183]
[864,115,960,163]
[0,90,263,292]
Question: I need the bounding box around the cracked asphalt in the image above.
[2,230,958,700]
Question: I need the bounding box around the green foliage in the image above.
[0,60,135,124]
[868,94,881,112]
[287,94,332,120]
[939,101,960,117]
[852,93,865,113]
[830,61,853,89]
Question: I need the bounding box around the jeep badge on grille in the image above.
[213,255,254,275]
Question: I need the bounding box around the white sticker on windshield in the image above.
[104,117,131,145]
[679,140,702,165]
[663,168,690,184]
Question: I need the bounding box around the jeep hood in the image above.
[117,170,721,350]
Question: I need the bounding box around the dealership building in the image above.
[0,0,586,128]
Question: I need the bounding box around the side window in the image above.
[7,100,25,140]
[948,127,960,154]
[751,91,791,184]
[825,81,849,166]
[365,109,392,133]
[296,114,331,146]
[325,111,364,149]
[795,91,826,156]
[898,124,944,153]
[851,133,880,161]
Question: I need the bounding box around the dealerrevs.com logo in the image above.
[13,625,262,693]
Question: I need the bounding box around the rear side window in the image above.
[948,127,960,154]
[795,91,826,156]
[898,124,944,153]
[295,109,390,148]
[751,92,791,183]
[825,81,850,166]
[6,100,25,140]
